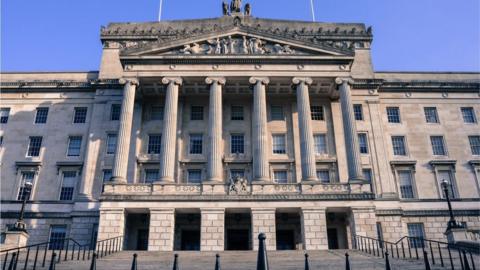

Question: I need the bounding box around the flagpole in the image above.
[158,0,163,21]
[310,0,316,22]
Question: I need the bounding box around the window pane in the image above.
[73,107,87,123]
[317,170,330,183]
[106,134,117,154]
[230,169,245,179]
[353,104,363,120]
[191,106,203,120]
[358,133,368,154]
[469,136,480,155]
[35,107,49,124]
[27,136,42,157]
[438,170,455,199]
[145,169,159,183]
[387,107,401,123]
[0,108,10,123]
[67,136,82,156]
[271,106,284,120]
[398,171,414,199]
[424,107,439,123]
[60,171,76,201]
[49,225,67,250]
[391,136,406,156]
[110,104,121,121]
[311,106,324,120]
[148,135,162,154]
[230,134,244,154]
[231,106,244,120]
[151,106,164,120]
[461,107,476,123]
[103,170,112,182]
[273,170,288,184]
[17,172,35,201]
[189,134,203,154]
[272,134,286,154]
[430,136,446,155]
[187,170,202,183]
[407,223,425,248]
[314,134,327,155]
[363,169,372,183]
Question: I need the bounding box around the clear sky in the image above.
[1,0,479,72]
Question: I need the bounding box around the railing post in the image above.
[83,246,86,261]
[304,253,310,270]
[447,246,454,270]
[437,243,444,267]
[385,252,392,270]
[429,242,435,265]
[131,253,138,270]
[401,241,405,259]
[7,252,16,270]
[33,245,40,270]
[256,233,269,270]
[345,253,351,270]
[215,254,221,270]
[458,250,464,270]
[462,251,471,270]
[469,252,475,270]
[42,244,47,267]
[89,252,97,270]
[423,250,432,270]
[172,254,178,270]
[71,243,75,260]
[48,252,57,270]
[15,248,19,268]
[414,239,419,260]
[23,247,31,270]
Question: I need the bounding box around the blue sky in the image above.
[2,0,479,72]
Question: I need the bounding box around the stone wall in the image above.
[200,208,224,251]
[148,208,174,251]
[251,208,276,250]
[97,208,125,243]
[350,208,377,239]
[301,208,328,250]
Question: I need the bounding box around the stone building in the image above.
[1,2,479,252]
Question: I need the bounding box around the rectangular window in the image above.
[189,134,203,154]
[190,106,204,120]
[17,171,35,201]
[187,170,202,184]
[106,134,117,154]
[273,170,288,184]
[230,134,244,154]
[313,134,327,155]
[144,169,159,183]
[151,106,164,120]
[376,223,384,248]
[73,107,87,123]
[430,136,446,156]
[407,223,425,248]
[272,134,286,154]
[316,170,330,183]
[386,107,401,123]
[48,225,67,250]
[67,136,82,157]
[398,170,415,199]
[148,134,162,154]
[363,169,372,183]
[34,107,49,124]
[270,106,284,120]
[358,133,368,154]
[353,104,363,120]
[424,107,439,123]
[461,107,477,123]
[102,169,112,182]
[230,169,245,179]
[60,171,76,201]
[231,106,244,120]
[311,106,324,120]
[438,170,456,199]
[469,136,480,155]
[27,136,42,157]
[110,104,121,121]
[391,136,407,156]
[0,108,10,123]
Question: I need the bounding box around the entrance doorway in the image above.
[225,211,251,250]
[125,212,149,250]
[326,211,349,249]
[174,211,201,251]
[276,210,302,250]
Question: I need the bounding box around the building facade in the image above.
[1,3,479,251]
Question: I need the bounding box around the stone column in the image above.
[148,208,175,251]
[111,79,138,182]
[301,208,328,250]
[249,77,270,182]
[97,208,125,241]
[292,77,317,181]
[205,77,226,182]
[159,77,182,182]
[251,208,276,250]
[336,78,364,182]
[200,208,225,251]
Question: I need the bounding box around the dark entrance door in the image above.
[226,229,249,250]
[327,228,339,249]
[136,229,149,250]
[276,230,295,250]
[181,230,200,250]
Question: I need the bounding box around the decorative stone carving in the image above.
[230,0,242,13]
[228,175,249,194]
[244,3,251,16]
[222,1,229,15]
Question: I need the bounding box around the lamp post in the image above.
[13,182,32,232]
[441,179,463,230]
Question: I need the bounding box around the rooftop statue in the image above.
[244,3,251,16]
[222,1,229,16]
[230,0,242,13]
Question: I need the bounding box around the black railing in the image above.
[354,234,478,270]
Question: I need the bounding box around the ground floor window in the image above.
[48,225,67,250]
[407,223,425,248]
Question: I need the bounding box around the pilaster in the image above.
[200,208,225,251]
[301,208,328,250]
[97,208,125,241]
[251,208,276,250]
[148,208,175,251]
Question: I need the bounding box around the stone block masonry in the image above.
[251,208,276,250]
[301,208,328,250]
[97,208,125,242]
[350,208,377,239]
[148,208,175,251]
[201,208,225,251]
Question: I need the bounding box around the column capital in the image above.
[292,77,313,85]
[205,77,226,85]
[161,77,183,85]
[119,78,139,86]
[335,77,354,86]
[249,77,270,85]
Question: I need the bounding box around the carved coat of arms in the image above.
[228,175,249,195]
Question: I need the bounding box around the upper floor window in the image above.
[27,136,42,157]
[48,225,67,250]
[67,136,82,157]
[106,134,117,154]
[313,134,327,155]
[189,134,203,154]
[391,136,407,156]
[102,169,112,182]
[430,136,447,156]
[316,170,330,183]
[190,106,204,120]
[35,107,49,124]
[353,104,363,120]
[398,170,415,199]
[73,107,88,123]
[407,223,425,248]
[17,171,35,201]
[0,108,10,123]
[230,134,244,154]
[231,106,244,120]
[270,106,284,120]
[151,106,164,120]
[60,171,77,201]
[187,169,202,184]
[145,169,159,183]
[273,170,288,184]
[230,169,245,179]
[358,133,369,154]
[110,104,121,121]
[461,107,477,123]
[148,134,162,154]
[437,170,456,199]
[272,134,286,154]
[469,136,480,155]
[311,106,324,120]
[363,168,372,183]
[424,107,439,123]
[386,107,401,123]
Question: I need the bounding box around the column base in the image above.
[110,176,127,183]
[76,193,94,202]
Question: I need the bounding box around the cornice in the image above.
[0,79,122,92]
[376,209,480,217]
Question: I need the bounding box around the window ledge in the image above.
[429,159,456,166]
[469,160,480,166]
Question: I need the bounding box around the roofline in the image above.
[0,71,99,74]
[375,71,480,74]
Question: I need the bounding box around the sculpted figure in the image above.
[222,1,229,15]
[244,3,251,16]
[221,38,229,54]
[228,36,235,54]
[214,38,222,54]
[242,36,249,54]
[230,0,242,13]
[180,43,203,54]
[253,38,265,54]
